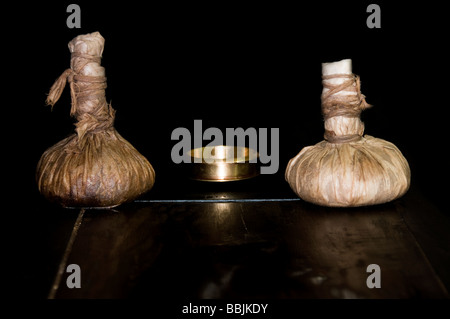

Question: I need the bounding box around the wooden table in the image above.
[16,174,449,302]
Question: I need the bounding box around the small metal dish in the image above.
[186,145,259,182]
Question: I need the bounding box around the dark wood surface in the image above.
[20,182,448,300]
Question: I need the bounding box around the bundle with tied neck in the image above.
[286,59,410,207]
[37,32,155,208]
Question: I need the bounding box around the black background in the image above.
[7,2,447,212]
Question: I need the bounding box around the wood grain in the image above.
[52,186,449,299]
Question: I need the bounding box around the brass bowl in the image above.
[186,145,259,182]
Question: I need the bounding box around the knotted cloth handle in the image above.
[321,73,372,144]
[45,53,115,145]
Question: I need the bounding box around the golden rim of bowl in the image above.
[187,145,260,182]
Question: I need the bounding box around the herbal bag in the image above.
[285,59,410,207]
[36,32,155,208]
